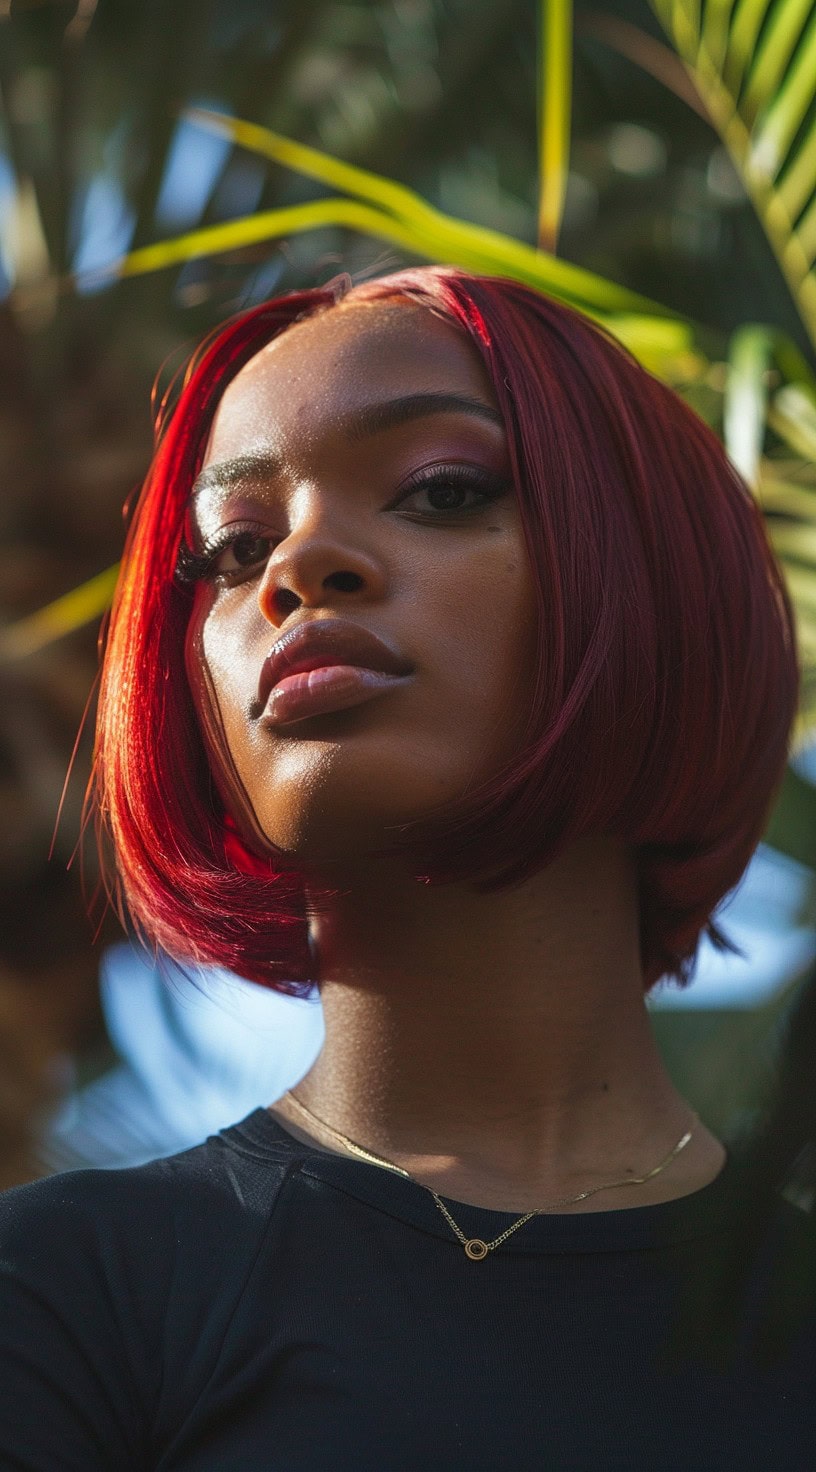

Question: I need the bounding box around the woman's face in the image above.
[183,298,538,865]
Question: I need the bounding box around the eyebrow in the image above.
[188,391,505,504]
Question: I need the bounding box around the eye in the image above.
[174,524,274,586]
[392,465,508,517]
[173,464,510,589]
[212,531,273,574]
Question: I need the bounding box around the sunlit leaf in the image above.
[778,560,816,621]
[183,108,670,319]
[112,199,441,281]
[768,383,816,459]
[0,564,119,662]
[537,0,573,252]
[759,474,816,520]
[608,314,707,378]
[767,518,816,565]
[723,324,774,486]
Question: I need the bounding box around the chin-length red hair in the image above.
[89,265,800,997]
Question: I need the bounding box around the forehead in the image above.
[204,301,498,462]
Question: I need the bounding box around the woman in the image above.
[0,265,811,1468]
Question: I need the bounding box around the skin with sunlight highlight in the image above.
[182,301,539,868]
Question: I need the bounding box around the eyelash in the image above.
[174,465,509,587]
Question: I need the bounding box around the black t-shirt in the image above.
[1,1106,815,1470]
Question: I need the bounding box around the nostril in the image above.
[272,589,300,618]
[328,572,364,592]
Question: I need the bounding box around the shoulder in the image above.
[0,1114,300,1357]
[0,1158,175,1309]
[0,1118,297,1345]
[0,1117,294,1281]
[0,1120,297,1468]
[672,1158,816,1376]
[0,1163,180,1468]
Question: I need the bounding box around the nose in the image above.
[256,513,388,626]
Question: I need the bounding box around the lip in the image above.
[261,665,413,726]
[256,618,415,716]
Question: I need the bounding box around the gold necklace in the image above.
[282,1090,698,1261]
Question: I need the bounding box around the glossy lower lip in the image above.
[260,664,413,727]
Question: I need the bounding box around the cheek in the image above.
[185,596,228,732]
[424,545,538,737]
[186,593,256,734]
[183,597,262,831]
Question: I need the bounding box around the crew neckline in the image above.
[220,1106,747,1255]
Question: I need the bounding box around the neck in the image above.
[285,835,710,1206]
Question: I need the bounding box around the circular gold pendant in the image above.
[465,1238,489,1260]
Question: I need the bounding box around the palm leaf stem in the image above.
[537,0,573,253]
[107,196,662,323]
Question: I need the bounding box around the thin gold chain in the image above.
[282,1090,698,1262]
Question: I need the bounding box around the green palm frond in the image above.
[649,0,816,349]
[721,322,816,738]
[114,106,669,325]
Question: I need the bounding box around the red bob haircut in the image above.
[89,265,800,998]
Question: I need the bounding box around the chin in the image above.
[251,801,420,870]
[247,775,462,872]
[233,722,493,870]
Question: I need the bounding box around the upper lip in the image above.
[257,618,414,710]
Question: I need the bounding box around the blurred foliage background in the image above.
[1,0,816,1187]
